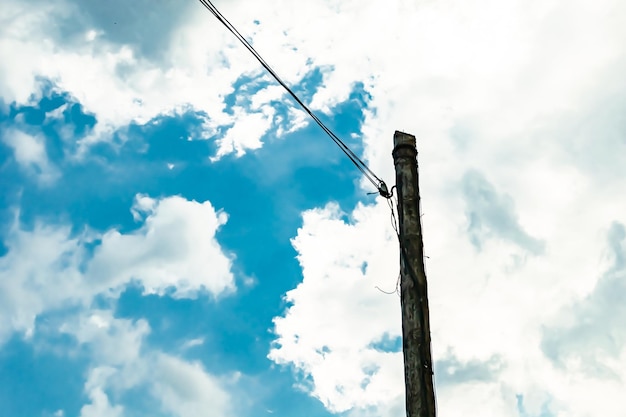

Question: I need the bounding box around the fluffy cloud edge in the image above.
[0,194,235,344]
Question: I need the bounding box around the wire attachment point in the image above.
[378,181,392,199]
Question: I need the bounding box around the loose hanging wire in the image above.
[197,0,390,198]
[375,186,402,296]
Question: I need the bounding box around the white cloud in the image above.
[2,0,626,415]
[271,194,626,417]
[64,311,149,367]
[62,310,233,417]
[80,365,125,417]
[0,0,316,159]
[0,220,87,341]
[181,337,205,351]
[269,202,404,413]
[89,194,234,298]
[0,194,234,344]
[276,108,309,138]
[4,0,623,165]
[211,105,275,160]
[267,0,626,415]
[152,354,231,417]
[80,386,124,417]
[1,128,60,184]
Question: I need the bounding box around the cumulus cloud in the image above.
[89,194,234,298]
[3,0,626,415]
[211,105,275,160]
[79,364,126,417]
[80,386,124,417]
[3,0,625,164]
[61,310,233,417]
[1,127,60,184]
[0,220,87,341]
[0,194,234,344]
[272,195,626,417]
[0,0,315,159]
[273,177,626,417]
[269,202,404,414]
[152,354,231,417]
[268,0,626,414]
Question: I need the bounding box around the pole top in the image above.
[393,130,416,148]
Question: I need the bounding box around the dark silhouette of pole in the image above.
[392,131,436,417]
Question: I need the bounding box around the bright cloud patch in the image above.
[273,195,626,417]
[0,220,88,342]
[152,354,231,417]
[60,310,233,417]
[1,127,60,184]
[90,194,234,298]
[212,105,275,160]
[269,202,404,415]
[0,0,316,160]
[0,194,233,344]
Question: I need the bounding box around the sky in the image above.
[0,0,625,416]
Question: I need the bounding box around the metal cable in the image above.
[197,0,390,197]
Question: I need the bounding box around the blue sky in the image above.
[1,1,626,417]
[0,69,368,417]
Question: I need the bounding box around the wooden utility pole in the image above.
[392,131,436,417]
